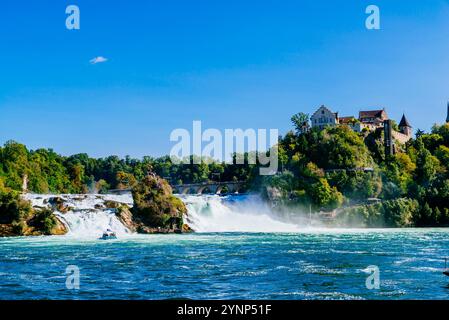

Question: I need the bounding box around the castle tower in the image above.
[446,101,449,123]
[399,114,412,137]
[384,119,394,157]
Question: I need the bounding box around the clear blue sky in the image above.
[1,0,448,158]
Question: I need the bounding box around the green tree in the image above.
[291,112,310,135]
[309,178,344,209]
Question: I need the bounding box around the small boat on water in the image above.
[99,229,117,240]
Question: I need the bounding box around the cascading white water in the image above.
[24,193,302,236]
[24,194,133,238]
[180,194,301,233]
[57,209,130,238]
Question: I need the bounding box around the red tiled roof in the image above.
[359,110,386,119]
[339,116,356,124]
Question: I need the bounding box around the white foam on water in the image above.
[25,193,133,238]
[56,209,131,238]
[179,194,301,233]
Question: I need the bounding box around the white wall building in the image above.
[311,105,338,130]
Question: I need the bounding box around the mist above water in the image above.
[180,194,303,233]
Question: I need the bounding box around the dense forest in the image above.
[1,111,449,228]
[0,142,257,194]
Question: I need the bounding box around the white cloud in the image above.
[89,56,108,64]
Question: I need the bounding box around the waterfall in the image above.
[24,193,302,236]
[24,194,133,238]
[57,209,131,238]
[180,194,301,233]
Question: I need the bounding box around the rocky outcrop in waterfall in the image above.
[0,191,68,237]
[130,173,190,233]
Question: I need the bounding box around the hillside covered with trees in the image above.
[262,113,449,227]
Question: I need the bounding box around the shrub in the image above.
[337,198,418,227]
[0,190,33,224]
[11,220,28,235]
[29,209,57,235]
[132,174,186,229]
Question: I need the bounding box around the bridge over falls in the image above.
[109,181,245,195]
[172,181,245,195]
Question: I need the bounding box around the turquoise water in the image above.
[1,229,449,300]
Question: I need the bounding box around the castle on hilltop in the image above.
[310,105,413,144]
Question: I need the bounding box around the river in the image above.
[0,194,448,299]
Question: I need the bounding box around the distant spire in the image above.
[399,114,411,128]
[446,101,449,123]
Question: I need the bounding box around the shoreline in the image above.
[3,221,449,239]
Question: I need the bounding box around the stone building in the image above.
[387,114,413,145]
[310,105,339,130]
[338,116,364,132]
[399,114,412,136]
[358,109,388,131]
[310,105,412,145]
